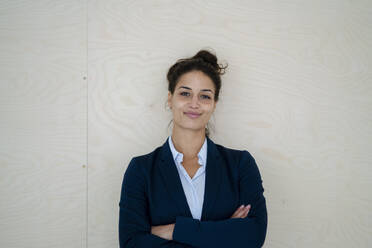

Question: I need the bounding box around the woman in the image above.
[119,49,268,247]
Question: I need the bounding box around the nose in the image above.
[190,95,200,108]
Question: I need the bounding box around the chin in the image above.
[183,125,206,132]
[175,122,206,132]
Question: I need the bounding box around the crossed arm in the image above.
[151,204,251,240]
[119,151,267,248]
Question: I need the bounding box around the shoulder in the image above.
[130,146,162,164]
[212,140,261,179]
[213,141,256,167]
[125,144,163,175]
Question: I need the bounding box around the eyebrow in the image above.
[178,86,214,93]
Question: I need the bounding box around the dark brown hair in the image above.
[167,49,228,101]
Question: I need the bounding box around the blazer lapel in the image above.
[158,137,223,221]
[158,139,192,218]
[201,136,222,221]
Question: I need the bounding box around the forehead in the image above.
[176,70,215,91]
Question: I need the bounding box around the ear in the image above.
[167,91,172,108]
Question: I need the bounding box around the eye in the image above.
[180,92,190,97]
[200,95,211,100]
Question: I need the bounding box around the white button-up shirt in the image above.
[168,136,207,220]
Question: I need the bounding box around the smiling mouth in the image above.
[184,112,201,119]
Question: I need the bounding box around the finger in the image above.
[238,205,250,218]
[242,205,251,217]
[232,205,244,217]
[231,211,241,218]
[234,212,243,218]
[231,205,244,218]
[236,205,244,212]
[235,207,247,218]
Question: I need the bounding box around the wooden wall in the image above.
[0,0,371,247]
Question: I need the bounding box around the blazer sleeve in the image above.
[172,150,268,248]
[119,158,193,248]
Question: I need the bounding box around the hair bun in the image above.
[192,49,226,75]
[193,49,217,65]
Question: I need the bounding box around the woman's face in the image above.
[168,70,217,133]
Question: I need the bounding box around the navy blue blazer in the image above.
[119,136,267,247]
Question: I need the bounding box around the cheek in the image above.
[171,103,185,116]
[172,99,186,110]
[204,105,215,115]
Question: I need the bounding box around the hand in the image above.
[230,204,251,218]
[151,223,175,240]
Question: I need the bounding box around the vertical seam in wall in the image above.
[85,0,89,247]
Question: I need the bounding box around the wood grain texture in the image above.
[0,1,87,248]
[1,0,371,247]
[88,0,372,247]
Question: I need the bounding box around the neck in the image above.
[171,125,206,160]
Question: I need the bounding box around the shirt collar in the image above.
[168,136,207,166]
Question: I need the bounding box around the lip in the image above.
[184,112,201,119]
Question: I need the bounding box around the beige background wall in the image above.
[0,0,371,247]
